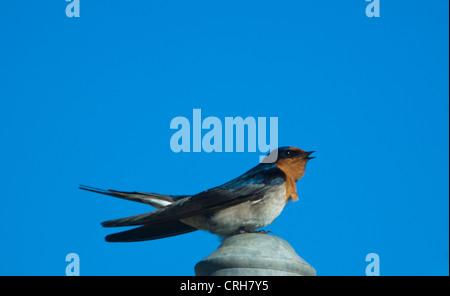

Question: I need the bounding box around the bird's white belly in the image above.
[182,184,287,237]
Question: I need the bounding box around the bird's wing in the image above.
[101,185,266,227]
[101,163,286,228]
[104,220,197,242]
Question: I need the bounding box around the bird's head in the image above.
[263,146,315,181]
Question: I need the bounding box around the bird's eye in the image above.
[285,150,291,156]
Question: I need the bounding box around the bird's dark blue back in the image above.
[218,163,286,190]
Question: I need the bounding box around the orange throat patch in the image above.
[285,177,299,202]
[274,157,307,203]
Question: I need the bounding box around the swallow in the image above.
[80,147,314,242]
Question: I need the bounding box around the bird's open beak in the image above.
[304,151,315,160]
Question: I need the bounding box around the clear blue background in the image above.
[0,1,448,275]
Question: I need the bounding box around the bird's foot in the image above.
[233,228,250,235]
[253,229,272,234]
[233,228,272,235]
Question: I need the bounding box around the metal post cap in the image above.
[195,233,316,276]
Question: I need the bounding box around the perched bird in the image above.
[80,147,314,242]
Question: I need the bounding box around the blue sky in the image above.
[0,1,448,275]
